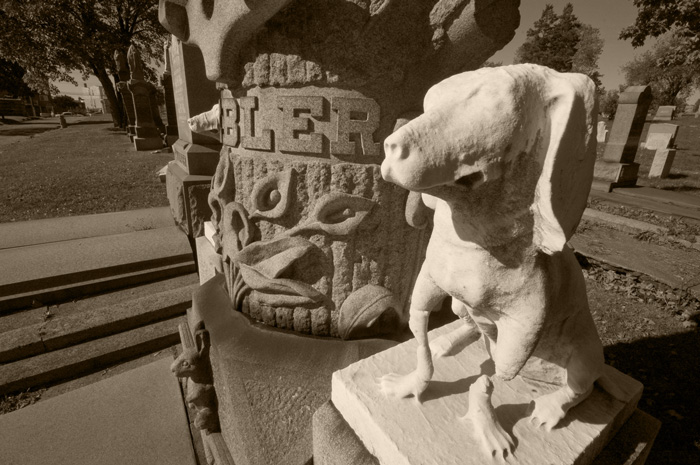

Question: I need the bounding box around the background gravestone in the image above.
[164,35,222,242]
[593,85,652,191]
[114,50,136,141]
[649,148,676,179]
[654,105,675,121]
[160,40,179,147]
[126,46,163,151]
[644,123,678,150]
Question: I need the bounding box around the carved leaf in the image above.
[221,202,255,261]
[289,192,377,236]
[250,169,294,220]
[338,285,401,340]
[233,236,325,306]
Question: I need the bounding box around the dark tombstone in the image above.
[160,40,179,147]
[593,85,652,191]
[114,50,136,140]
[126,46,164,151]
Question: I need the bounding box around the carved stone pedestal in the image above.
[165,161,213,240]
[187,274,398,465]
[329,320,657,465]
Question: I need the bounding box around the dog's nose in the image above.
[383,139,410,161]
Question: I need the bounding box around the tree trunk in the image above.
[94,67,124,127]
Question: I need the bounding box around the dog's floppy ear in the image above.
[531,69,597,255]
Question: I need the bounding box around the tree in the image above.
[622,34,700,107]
[0,1,167,127]
[515,3,604,88]
[620,0,700,65]
[599,89,620,120]
[0,58,32,98]
[52,95,81,113]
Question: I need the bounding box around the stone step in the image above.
[590,189,700,223]
[0,315,184,396]
[0,356,197,465]
[0,281,198,363]
[0,226,194,314]
[0,207,174,251]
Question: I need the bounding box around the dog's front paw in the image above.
[465,375,514,461]
[530,393,567,431]
[379,371,429,401]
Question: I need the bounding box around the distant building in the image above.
[83,84,109,114]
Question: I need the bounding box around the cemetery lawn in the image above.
[598,115,700,197]
[0,115,172,223]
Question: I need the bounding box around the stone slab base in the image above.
[134,136,164,151]
[593,161,639,188]
[192,275,399,465]
[332,320,645,465]
[313,401,659,465]
[0,356,196,465]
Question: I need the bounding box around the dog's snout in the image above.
[383,139,410,161]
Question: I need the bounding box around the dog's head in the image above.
[381,64,597,254]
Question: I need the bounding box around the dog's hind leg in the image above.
[430,299,481,358]
[380,268,447,402]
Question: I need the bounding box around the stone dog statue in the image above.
[379,64,604,456]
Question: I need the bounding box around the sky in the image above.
[55,1,653,97]
[491,0,654,91]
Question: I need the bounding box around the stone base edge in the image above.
[314,401,660,465]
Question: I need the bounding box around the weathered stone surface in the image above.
[649,148,676,179]
[165,161,212,237]
[332,320,643,465]
[194,274,398,465]
[601,86,652,166]
[643,132,672,151]
[313,401,660,465]
[654,105,675,121]
[0,356,196,465]
[644,123,678,150]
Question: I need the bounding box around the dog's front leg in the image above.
[380,268,446,402]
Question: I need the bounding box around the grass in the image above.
[597,114,700,196]
[0,116,172,223]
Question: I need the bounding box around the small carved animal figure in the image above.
[379,64,604,458]
[171,322,213,385]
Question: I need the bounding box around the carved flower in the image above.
[249,169,294,220]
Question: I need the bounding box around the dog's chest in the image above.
[425,237,505,305]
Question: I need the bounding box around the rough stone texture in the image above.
[165,161,213,237]
[644,123,678,150]
[332,319,643,465]
[595,86,652,189]
[648,148,676,179]
[581,208,667,235]
[653,105,675,121]
[313,401,660,465]
[194,274,398,465]
[0,356,196,465]
[178,0,523,337]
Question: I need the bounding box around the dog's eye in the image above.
[455,172,483,188]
